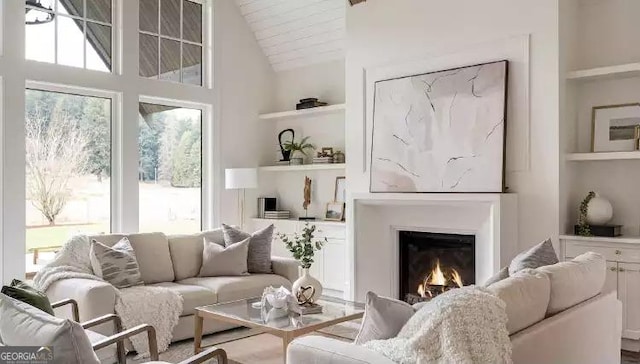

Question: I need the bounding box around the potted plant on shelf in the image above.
[278,223,326,303]
[282,136,314,165]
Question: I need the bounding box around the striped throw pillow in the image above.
[90,238,144,288]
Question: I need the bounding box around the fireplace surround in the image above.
[398,230,475,303]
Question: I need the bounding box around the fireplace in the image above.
[398,230,475,303]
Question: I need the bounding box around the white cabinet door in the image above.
[604,261,618,294]
[322,239,346,292]
[618,262,640,340]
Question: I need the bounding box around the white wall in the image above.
[345,0,561,252]
[257,61,346,219]
[214,0,276,225]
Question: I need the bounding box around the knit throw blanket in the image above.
[33,235,183,357]
[364,286,512,364]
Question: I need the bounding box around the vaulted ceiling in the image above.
[234,0,346,72]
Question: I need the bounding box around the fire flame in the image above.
[417,260,463,298]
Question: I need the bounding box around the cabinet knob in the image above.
[615,250,622,255]
[619,267,626,272]
[610,267,618,272]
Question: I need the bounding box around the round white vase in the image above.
[586,194,613,225]
[292,268,322,303]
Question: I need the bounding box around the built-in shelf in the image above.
[560,234,640,245]
[258,163,345,172]
[565,151,640,161]
[258,104,346,120]
[252,217,345,226]
[566,62,640,82]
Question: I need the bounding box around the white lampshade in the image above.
[225,168,258,190]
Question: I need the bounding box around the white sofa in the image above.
[288,255,622,364]
[45,229,299,342]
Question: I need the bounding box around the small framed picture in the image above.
[321,147,334,156]
[592,103,640,152]
[334,176,346,203]
[325,202,345,221]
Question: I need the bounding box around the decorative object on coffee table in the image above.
[591,103,640,152]
[370,60,508,193]
[279,223,326,303]
[283,136,315,165]
[325,201,345,221]
[299,176,315,220]
[278,129,295,162]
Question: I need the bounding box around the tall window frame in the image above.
[138,0,205,86]
[0,0,218,282]
[25,0,116,72]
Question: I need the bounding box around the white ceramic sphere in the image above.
[586,195,613,225]
[292,268,323,302]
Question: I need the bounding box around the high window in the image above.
[138,102,202,233]
[25,89,111,271]
[25,0,113,71]
[139,0,203,85]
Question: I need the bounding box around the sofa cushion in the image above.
[354,291,415,345]
[483,266,510,286]
[222,224,274,274]
[178,274,291,303]
[168,229,225,281]
[487,269,550,334]
[199,238,250,277]
[0,293,100,364]
[126,232,175,284]
[90,238,144,288]
[509,238,559,275]
[1,279,54,315]
[149,282,217,316]
[87,234,127,247]
[536,252,606,315]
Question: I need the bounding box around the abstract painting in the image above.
[370,60,508,193]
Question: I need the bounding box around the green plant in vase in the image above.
[577,191,596,236]
[278,223,326,303]
[282,136,314,165]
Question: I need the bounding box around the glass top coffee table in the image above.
[194,296,364,359]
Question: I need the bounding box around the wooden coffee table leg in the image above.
[194,314,203,354]
[282,332,294,363]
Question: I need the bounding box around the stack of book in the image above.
[312,156,333,164]
[290,303,323,315]
[264,210,291,220]
[296,98,328,110]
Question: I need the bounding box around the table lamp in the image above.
[225,168,258,229]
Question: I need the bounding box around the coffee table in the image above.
[194,297,364,359]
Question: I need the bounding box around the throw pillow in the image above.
[483,266,510,286]
[90,238,144,288]
[0,293,100,364]
[222,224,274,274]
[509,238,559,275]
[199,237,250,277]
[1,279,54,315]
[354,291,415,345]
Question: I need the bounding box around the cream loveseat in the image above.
[288,253,622,364]
[45,229,299,342]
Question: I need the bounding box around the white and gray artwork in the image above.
[370,60,508,193]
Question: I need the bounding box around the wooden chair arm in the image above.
[51,298,79,322]
[92,324,159,361]
[83,314,126,364]
[178,347,228,364]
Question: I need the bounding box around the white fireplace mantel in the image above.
[345,192,518,301]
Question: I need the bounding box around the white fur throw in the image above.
[363,286,512,364]
[33,235,183,357]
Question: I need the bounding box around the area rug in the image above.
[126,321,360,364]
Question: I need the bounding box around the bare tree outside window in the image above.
[25,107,89,225]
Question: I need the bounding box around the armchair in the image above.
[51,298,228,364]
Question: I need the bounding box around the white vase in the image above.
[586,193,613,225]
[292,268,322,303]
